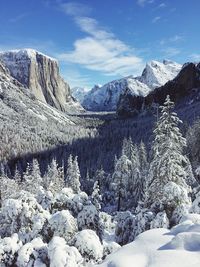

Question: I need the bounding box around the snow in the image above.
[71,87,90,103]
[82,60,181,111]
[0,48,57,63]
[74,229,103,262]
[48,210,77,242]
[97,218,200,267]
[48,236,82,267]
[139,60,181,89]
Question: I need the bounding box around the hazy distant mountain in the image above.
[71,87,90,103]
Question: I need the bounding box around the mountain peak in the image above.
[139,59,181,89]
[82,60,182,111]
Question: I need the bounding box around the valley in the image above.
[1,47,200,267]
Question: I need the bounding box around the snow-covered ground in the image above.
[97,214,200,267]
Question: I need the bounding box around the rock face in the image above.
[0,49,83,112]
[82,60,181,111]
[117,62,200,116]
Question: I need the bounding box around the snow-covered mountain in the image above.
[117,62,200,116]
[71,87,90,103]
[0,49,83,113]
[82,60,182,111]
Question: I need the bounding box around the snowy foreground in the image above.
[97,214,200,267]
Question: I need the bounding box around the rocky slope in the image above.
[117,62,200,116]
[82,60,181,111]
[0,60,91,162]
[0,49,83,113]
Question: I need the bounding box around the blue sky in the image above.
[0,0,200,89]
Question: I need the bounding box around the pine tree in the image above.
[65,154,73,187]
[128,145,141,207]
[91,181,102,210]
[43,159,63,193]
[94,166,106,190]
[72,156,81,193]
[145,95,191,213]
[122,137,134,160]
[0,174,19,205]
[31,159,42,191]
[138,141,149,198]
[22,163,34,192]
[112,154,132,211]
[65,155,81,193]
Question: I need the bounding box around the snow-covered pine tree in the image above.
[72,156,81,193]
[31,159,42,192]
[112,154,132,211]
[128,144,142,208]
[94,166,106,190]
[91,181,102,210]
[65,155,81,193]
[138,141,149,198]
[122,137,134,160]
[0,174,19,205]
[121,138,129,157]
[43,159,63,193]
[145,95,191,216]
[22,163,34,193]
[65,154,73,187]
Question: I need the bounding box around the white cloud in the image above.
[160,35,184,45]
[137,0,154,7]
[58,5,144,77]
[60,2,92,16]
[63,69,91,89]
[152,16,161,23]
[75,17,114,40]
[190,54,200,62]
[162,47,181,57]
[158,3,166,8]
[9,13,28,23]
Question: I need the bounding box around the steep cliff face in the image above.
[0,49,82,112]
[117,62,200,116]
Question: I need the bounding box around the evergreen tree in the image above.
[91,181,102,210]
[128,144,142,207]
[65,154,73,187]
[138,141,149,198]
[72,156,81,193]
[22,163,34,192]
[145,95,191,214]
[43,159,63,193]
[112,154,132,211]
[0,174,19,206]
[94,166,106,190]
[31,159,42,191]
[65,155,81,193]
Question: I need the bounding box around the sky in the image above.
[0,0,200,89]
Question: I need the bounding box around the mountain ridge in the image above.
[117,62,200,116]
[81,60,181,111]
